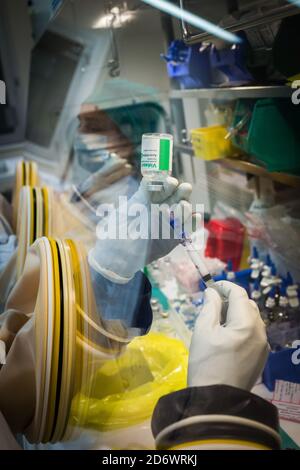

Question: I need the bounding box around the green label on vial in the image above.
[159,139,170,170]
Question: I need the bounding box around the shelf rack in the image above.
[174,144,300,188]
[216,157,300,188]
[170,86,292,100]
[172,85,299,187]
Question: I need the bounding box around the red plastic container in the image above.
[205,218,245,271]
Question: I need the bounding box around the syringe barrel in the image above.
[185,243,211,279]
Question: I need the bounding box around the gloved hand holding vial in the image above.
[88,133,198,283]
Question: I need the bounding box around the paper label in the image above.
[272,380,300,423]
[141,137,171,171]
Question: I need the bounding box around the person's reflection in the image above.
[71,103,138,212]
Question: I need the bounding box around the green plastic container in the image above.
[248,99,300,174]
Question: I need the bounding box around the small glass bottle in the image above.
[277,285,290,322]
[288,290,300,326]
[249,246,259,265]
[226,260,235,281]
[249,248,263,282]
[287,285,300,311]
[262,286,277,325]
[285,272,299,304]
[141,133,173,191]
[251,279,263,310]
[261,254,273,278]
[274,285,299,349]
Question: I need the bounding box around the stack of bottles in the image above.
[248,248,300,350]
[151,241,300,346]
[212,259,251,290]
[211,248,300,350]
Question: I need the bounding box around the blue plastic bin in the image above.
[210,32,253,85]
[263,348,300,392]
[161,40,211,89]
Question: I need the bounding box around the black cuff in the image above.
[152,385,280,450]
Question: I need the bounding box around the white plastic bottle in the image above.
[141,133,173,191]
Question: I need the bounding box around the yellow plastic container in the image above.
[191,125,235,160]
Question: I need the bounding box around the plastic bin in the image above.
[210,32,253,86]
[191,125,235,160]
[230,99,256,153]
[161,40,211,89]
[248,99,300,174]
[205,218,246,270]
[231,98,300,175]
[263,349,300,392]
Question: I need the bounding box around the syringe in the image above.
[171,218,228,324]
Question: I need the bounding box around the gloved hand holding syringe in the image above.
[140,132,229,325]
[170,214,229,325]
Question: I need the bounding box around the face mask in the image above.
[74,133,110,174]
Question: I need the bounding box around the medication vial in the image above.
[141,133,173,191]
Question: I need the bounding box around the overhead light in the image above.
[93,6,134,29]
[141,0,241,43]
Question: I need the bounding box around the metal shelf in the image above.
[215,157,300,188]
[174,144,300,187]
[179,2,299,45]
[174,143,194,155]
[170,86,292,100]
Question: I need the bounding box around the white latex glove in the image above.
[188,281,269,391]
[89,176,197,283]
[71,155,132,201]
